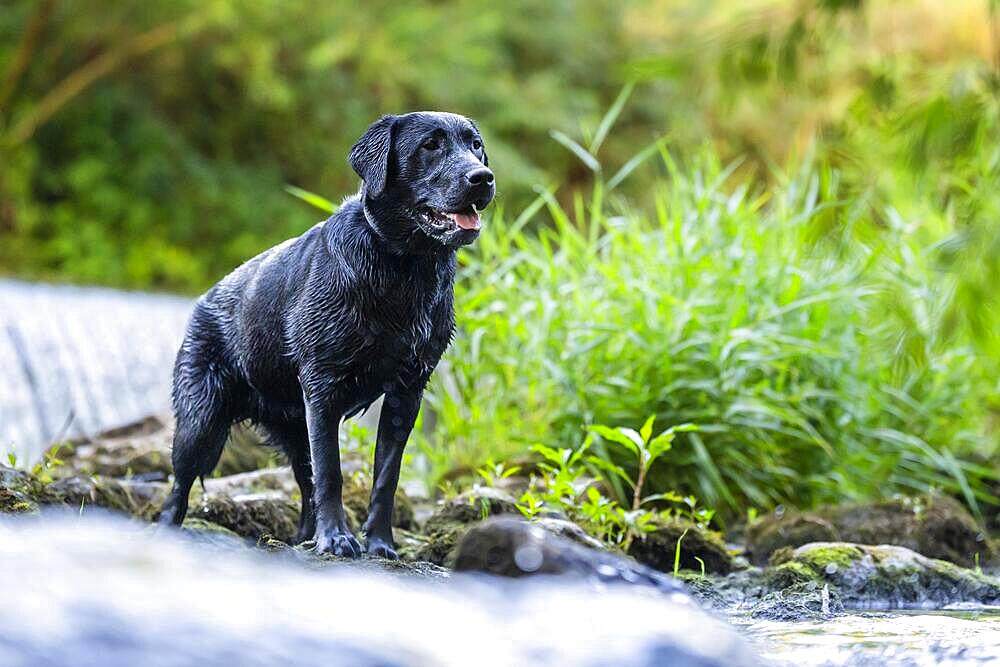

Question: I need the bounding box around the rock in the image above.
[414,486,520,564]
[201,466,415,535]
[453,517,687,595]
[627,519,735,575]
[45,475,168,520]
[823,495,992,568]
[0,465,39,513]
[202,467,299,497]
[186,491,300,543]
[534,517,606,551]
[259,536,450,579]
[782,542,1000,609]
[748,581,844,621]
[342,472,416,532]
[746,494,992,567]
[51,415,277,480]
[180,517,253,550]
[746,513,838,565]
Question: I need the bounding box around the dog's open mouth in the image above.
[423,205,480,232]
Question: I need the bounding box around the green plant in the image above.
[515,417,712,549]
[673,527,689,576]
[587,416,698,512]
[475,458,521,487]
[30,447,63,485]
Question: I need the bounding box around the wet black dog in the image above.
[158,112,494,558]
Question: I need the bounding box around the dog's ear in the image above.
[349,115,398,198]
[470,119,488,167]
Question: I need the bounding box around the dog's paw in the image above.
[365,537,399,560]
[315,531,363,558]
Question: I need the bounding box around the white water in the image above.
[742,609,1000,666]
[0,280,191,462]
[0,512,757,667]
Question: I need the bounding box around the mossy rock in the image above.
[186,491,299,543]
[182,517,244,539]
[342,473,416,532]
[746,494,991,568]
[627,519,735,575]
[52,415,277,480]
[203,467,299,497]
[746,513,838,565]
[780,542,1000,609]
[749,580,844,621]
[0,465,43,514]
[821,495,992,568]
[258,536,449,579]
[413,487,520,565]
[44,475,168,520]
[674,572,726,609]
[764,560,821,590]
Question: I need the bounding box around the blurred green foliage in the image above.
[1,0,637,290]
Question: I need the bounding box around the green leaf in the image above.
[550,129,601,173]
[639,415,655,444]
[590,81,635,154]
[674,527,690,576]
[284,184,337,213]
[607,136,667,190]
[586,455,636,490]
[530,443,567,467]
[588,425,642,456]
[640,491,683,505]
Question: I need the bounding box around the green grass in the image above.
[412,147,999,522]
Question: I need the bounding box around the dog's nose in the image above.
[465,167,494,186]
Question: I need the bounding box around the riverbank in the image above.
[4,414,1000,665]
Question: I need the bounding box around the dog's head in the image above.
[350,112,495,250]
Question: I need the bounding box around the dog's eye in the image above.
[472,139,482,150]
[421,138,441,151]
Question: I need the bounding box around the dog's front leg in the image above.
[363,388,422,559]
[303,394,361,557]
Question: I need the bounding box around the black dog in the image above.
[158,112,494,558]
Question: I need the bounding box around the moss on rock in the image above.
[749,580,844,621]
[53,415,278,480]
[627,519,734,575]
[413,487,520,565]
[777,542,1000,609]
[342,473,416,532]
[764,560,821,590]
[0,465,40,514]
[746,494,991,568]
[45,475,168,520]
[746,513,838,565]
[186,491,299,543]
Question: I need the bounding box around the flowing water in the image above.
[0,280,191,462]
[0,512,757,667]
[742,609,1000,666]
[1,513,999,667]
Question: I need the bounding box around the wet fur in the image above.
[158,112,494,558]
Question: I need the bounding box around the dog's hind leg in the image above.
[262,419,315,544]
[158,366,232,527]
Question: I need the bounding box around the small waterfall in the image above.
[0,280,192,463]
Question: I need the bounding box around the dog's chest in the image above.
[370,283,450,367]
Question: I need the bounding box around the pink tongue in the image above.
[454,210,480,230]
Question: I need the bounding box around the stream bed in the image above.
[2,512,1000,667]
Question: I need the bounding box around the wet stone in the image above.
[627,519,735,575]
[746,494,993,568]
[453,517,687,595]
